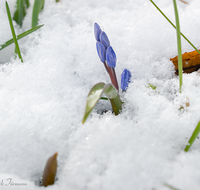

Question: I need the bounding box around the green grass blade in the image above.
[32,0,45,28]
[0,25,43,51]
[173,0,182,93]
[13,0,25,27]
[185,121,200,152]
[6,1,23,63]
[25,0,30,8]
[164,183,180,190]
[150,0,200,55]
[13,0,30,27]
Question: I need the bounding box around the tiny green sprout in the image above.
[148,83,156,90]
[82,82,122,124]
[42,152,58,187]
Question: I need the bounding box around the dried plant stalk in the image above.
[179,0,188,4]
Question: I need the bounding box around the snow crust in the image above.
[0,0,200,189]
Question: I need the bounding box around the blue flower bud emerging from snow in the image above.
[121,69,131,91]
[94,23,102,42]
[106,46,116,68]
[100,31,110,48]
[96,41,106,63]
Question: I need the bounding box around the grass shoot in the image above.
[32,0,45,28]
[0,25,43,51]
[6,1,23,63]
[13,0,30,27]
[185,121,200,152]
[150,0,200,55]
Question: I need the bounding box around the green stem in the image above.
[109,93,122,115]
[150,0,200,55]
[173,0,182,93]
[6,1,23,62]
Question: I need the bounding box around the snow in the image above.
[0,0,200,189]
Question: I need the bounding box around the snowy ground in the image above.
[0,0,200,189]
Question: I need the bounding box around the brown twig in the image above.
[179,0,188,4]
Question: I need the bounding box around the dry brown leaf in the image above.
[170,50,200,75]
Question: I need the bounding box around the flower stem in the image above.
[103,62,118,91]
[103,62,110,74]
[103,62,119,91]
[111,68,119,91]
[108,67,117,90]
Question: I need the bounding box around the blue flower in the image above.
[121,69,131,91]
[106,46,116,68]
[96,42,106,63]
[94,23,102,42]
[100,31,110,48]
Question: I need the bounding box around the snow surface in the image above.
[0,0,200,189]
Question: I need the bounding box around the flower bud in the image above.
[94,23,102,42]
[106,46,116,68]
[96,42,106,63]
[121,69,131,92]
[100,31,110,48]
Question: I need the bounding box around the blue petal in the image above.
[94,23,102,42]
[96,42,106,63]
[100,31,110,48]
[106,46,116,68]
[121,69,131,91]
